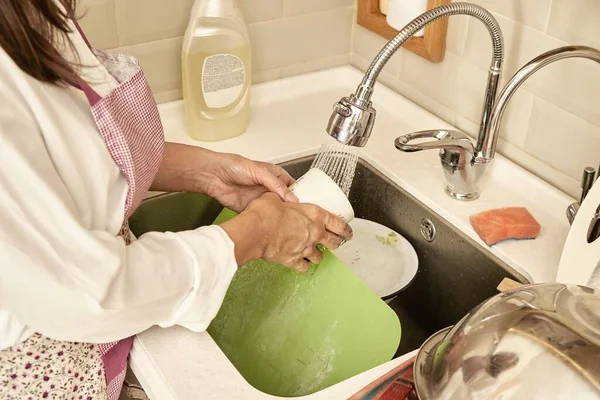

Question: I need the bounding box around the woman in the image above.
[0,1,352,398]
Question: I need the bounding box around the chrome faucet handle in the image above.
[580,166,596,203]
[567,166,597,225]
[395,130,482,200]
[395,129,474,157]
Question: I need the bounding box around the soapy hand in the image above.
[202,153,298,213]
[220,193,353,271]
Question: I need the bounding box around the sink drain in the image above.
[420,218,436,242]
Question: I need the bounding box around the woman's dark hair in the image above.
[0,0,80,85]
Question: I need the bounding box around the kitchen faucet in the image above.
[326,2,504,200]
[398,45,600,202]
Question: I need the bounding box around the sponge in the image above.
[470,207,541,246]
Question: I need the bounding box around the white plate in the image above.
[558,181,600,288]
[333,218,418,299]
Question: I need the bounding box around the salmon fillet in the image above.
[469,207,541,246]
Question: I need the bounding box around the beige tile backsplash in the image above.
[469,0,552,31]
[248,7,353,71]
[78,0,599,198]
[113,0,194,46]
[351,0,600,198]
[525,97,600,180]
[119,37,184,94]
[77,0,119,49]
[239,0,284,24]
[548,0,600,49]
[283,0,354,17]
[353,25,402,72]
[78,0,353,104]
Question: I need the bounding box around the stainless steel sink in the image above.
[129,155,529,358]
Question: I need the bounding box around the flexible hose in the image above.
[358,2,503,95]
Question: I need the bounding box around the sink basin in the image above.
[128,155,529,392]
[283,156,530,356]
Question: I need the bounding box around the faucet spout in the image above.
[478,45,600,162]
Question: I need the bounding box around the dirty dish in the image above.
[333,218,418,301]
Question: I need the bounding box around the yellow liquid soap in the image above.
[182,1,252,141]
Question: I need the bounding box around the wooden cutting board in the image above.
[208,208,402,397]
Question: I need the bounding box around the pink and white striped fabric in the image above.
[73,22,164,399]
[78,50,164,219]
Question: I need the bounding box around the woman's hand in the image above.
[219,193,353,271]
[151,143,297,212]
[201,153,297,213]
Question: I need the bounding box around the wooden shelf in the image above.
[357,0,451,63]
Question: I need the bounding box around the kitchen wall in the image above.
[78,0,353,104]
[352,0,600,198]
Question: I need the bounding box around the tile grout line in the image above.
[459,16,470,59]
[545,0,554,33]
[112,0,125,48]
[349,1,357,61]
[249,5,354,27]
[111,5,352,50]
[517,92,536,151]
[106,37,184,55]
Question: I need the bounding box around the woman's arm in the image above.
[0,108,351,344]
[150,142,216,193]
[151,143,297,212]
[0,104,242,342]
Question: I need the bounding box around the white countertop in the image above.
[130,66,575,400]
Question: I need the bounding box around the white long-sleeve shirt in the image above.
[0,19,237,350]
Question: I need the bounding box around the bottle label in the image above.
[201,53,245,108]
